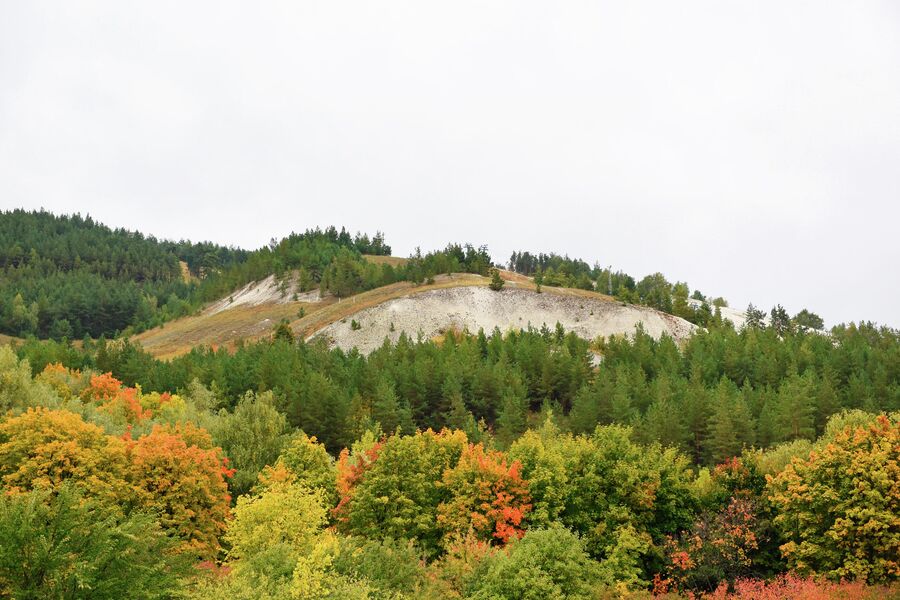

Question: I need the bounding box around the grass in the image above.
[133,301,326,360]
[0,333,21,347]
[134,268,623,360]
[363,255,409,267]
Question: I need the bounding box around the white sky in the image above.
[1,1,898,327]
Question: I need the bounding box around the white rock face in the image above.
[204,275,320,315]
[313,286,696,354]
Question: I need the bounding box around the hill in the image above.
[133,269,697,358]
[312,280,695,354]
[0,210,391,340]
[4,210,823,358]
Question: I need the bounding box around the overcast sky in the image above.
[1,2,898,328]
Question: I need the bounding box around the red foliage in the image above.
[702,573,893,599]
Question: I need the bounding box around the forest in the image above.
[0,210,499,339]
[1,316,897,598]
[2,210,800,342]
[0,210,897,598]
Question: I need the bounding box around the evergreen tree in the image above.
[496,387,528,447]
[772,369,817,442]
[372,377,415,435]
[745,303,767,329]
[489,268,505,291]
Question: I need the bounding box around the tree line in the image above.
[15,317,898,464]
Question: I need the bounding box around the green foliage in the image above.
[271,431,338,506]
[768,414,900,584]
[211,390,292,497]
[0,346,61,412]
[793,308,825,332]
[211,482,332,599]
[331,536,426,598]
[336,430,468,556]
[509,423,697,585]
[488,268,505,291]
[467,526,601,600]
[0,210,212,338]
[0,485,189,599]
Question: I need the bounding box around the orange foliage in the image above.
[128,423,234,560]
[333,439,383,523]
[0,407,236,562]
[79,371,156,423]
[437,443,531,545]
[81,372,123,402]
[101,385,152,423]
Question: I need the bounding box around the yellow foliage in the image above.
[0,407,131,505]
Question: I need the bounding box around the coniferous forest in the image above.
[0,210,898,599]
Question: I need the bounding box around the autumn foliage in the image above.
[702,573,895,599]
[128,423,234,560]
[0,407,132,504]
[437,443,531,545]
[768,415,900,584]
[0,407,233,562]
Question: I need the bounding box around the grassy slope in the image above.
[0,333,21,347]
[362,254,409,267]
[133,265,620,360]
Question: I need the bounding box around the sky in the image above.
[1,1,898,328]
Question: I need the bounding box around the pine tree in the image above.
[496,388,528,447]
[610,376,637,424]
[773,369,816,442]
[706,396,739,464]
[642,393,687,451]
[443,374,479,439]
[489,268,505,291]
[372,377,415,435]
[744,303,766,329]
[568,385,602,434]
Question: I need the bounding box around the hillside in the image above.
[134,269,697,358]
[313,284,695,354]
[6,218,896,600]
[0,210,393,340]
